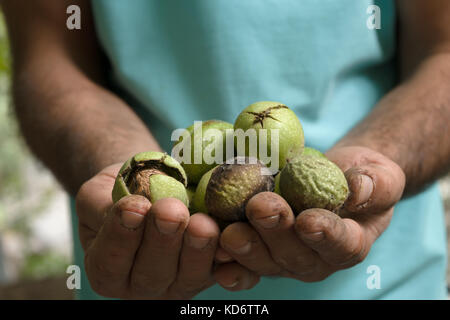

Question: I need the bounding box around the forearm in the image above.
[334,53,450,196]
[3,0,161,195]
[13,66,161,195]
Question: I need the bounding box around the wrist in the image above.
[332,137,404,171]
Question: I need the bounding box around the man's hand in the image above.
[214,146,405,288]
[76,163,225,299]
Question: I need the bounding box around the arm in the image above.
[335,0,450,195]
[2,0,231,299]
[214,1,450,287]
[2,0,160,196]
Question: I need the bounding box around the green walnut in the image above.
[302,147,325,158]
[191,167,216,214]
[234,101,304,171]
[279,154,349,214]
[186,185,197,213]
[205,157,274,222]
[273,172,281,195]
[112,151,189,206]
[173,120,234,185]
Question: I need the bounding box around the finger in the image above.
[220,222,282,276]
[84,195,150,298]
[245,192,321,277]
[76,166,122,249]
[76,164,122,232]
[295,208,373,267]
[130,198,189,298]
[215,247,234,263]
[170,213,220,299]
[214,262,260,292]
[326,147,405,214]
[344,163,404,214]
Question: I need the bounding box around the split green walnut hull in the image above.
[274,173,281,195]
[112,151,189,207]
[173,120,234,185]
[234,101,304,171]
[280,154,349,214]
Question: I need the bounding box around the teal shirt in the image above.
[71,0,447,299]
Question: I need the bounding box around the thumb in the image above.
[344,161,405,214]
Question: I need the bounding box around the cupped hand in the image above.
[76,163,226,299]
[214,146,405,289]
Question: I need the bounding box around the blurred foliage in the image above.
[0,11,22,201]
[20,250,69,280]
[0,11,9,76]
[0,11,69,281]
[0,11,28,232]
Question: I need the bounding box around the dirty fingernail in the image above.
[120,210,145,229]
[155,219,180,235]
[256,215,280,229]
[188,235,210,249]
[215,248,234,262]
[216,254,233,263]
[355,175,373,206]
[223,280,239,288]
[302,231,325,242]
[230,242,251,255]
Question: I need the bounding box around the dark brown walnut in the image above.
[205,157,275,222]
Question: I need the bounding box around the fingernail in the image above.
[120,210,145,229]
[302,231,324,242]
[230,242,251,255]
[223,280,239,288]
[256,215,280,229]
[215,250,233,262]
[155,219,180,235]
[355,175,373,206]
[188,235,210,249]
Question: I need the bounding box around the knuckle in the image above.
[348,248,366,265]
[130,273,170,298]
[294,255,317,271]
[272,254,291,270]
[89,277,115,298]
[90,257,120,280]
[85,262,119,298]
[273,252,317,276]
[85,250,127,282]
[355,252,365,264]
[332,245,366,267]
[178,279,208,296]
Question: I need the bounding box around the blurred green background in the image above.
[0,10,448,299]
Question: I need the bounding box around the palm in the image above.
[213,146,405,286]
